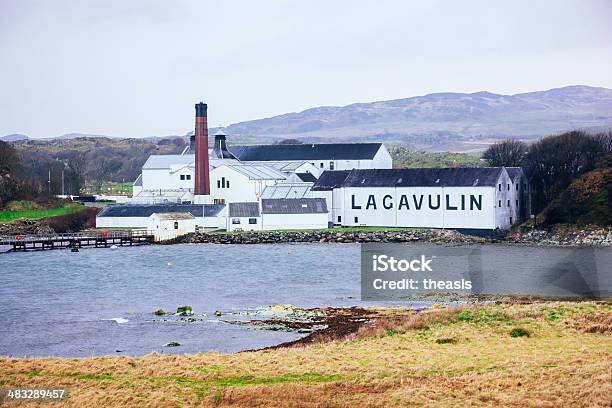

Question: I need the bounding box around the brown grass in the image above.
[1,301,611,407]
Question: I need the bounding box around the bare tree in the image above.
[482,139,528,167]
[524,130,609,214]
[0,141,20,172]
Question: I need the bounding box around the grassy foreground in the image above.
[1,301,610,407]
[0,203,85,223]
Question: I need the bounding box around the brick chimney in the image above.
[194,102,210,195]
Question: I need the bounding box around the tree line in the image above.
[482,130,612,215]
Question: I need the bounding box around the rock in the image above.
[176,305,193,316]
[163,341,181,347]
[214,310,222,317]
[153,309,166,316]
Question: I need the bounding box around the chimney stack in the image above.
[213,130,237,159]
[194,102,210,195]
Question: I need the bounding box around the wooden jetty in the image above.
[0,230,155,252]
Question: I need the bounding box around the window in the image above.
[354,216,359,223]
[214,198,225,205]
[320,163,324,168]
[507,184,510,191]
[498,184,501,191]
[186,175,191,180]
[232,218,241,224]
[248,218,257,224]
[510,217,513,224]
[337,216,341,223]
[515,183,518,190]
[507,200,510,207]
[222,177,226,188]
[180,175,185,180]
[217,180,221,188]
[498,200,501,207]
[330,161,334,170]
[226,180,230,188]
[516,200,519,207]
[174,221,179,229]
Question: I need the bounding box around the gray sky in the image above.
[1,0,611,138]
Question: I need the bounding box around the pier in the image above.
[0,230,155,252]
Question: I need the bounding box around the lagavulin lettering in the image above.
[352,194,482,211]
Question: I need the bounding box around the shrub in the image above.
[510,327,531,338]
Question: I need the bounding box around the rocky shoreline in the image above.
[164,225,611,247]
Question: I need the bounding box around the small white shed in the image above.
[148,212,196,241]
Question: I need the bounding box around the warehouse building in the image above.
[261,198,328,230]
[227,143,392,172]
[96,204,226,230]
[311,167,530,230]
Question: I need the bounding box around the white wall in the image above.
[209,166,280,204]
[261,213,328,230]
[339,186,498,229]
[148,217,196,241]
[140,166,194,191]
[493,169,516,229]
[306,146,392,172]
[96,216,149,229]
[372,145,393,169]
[293,162,321,177]
[226,216,262,231]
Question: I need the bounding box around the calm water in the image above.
[0,243,610,357]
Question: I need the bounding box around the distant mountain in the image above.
[49,133,125,140]
[5,85,612,152]
[1,134,29,141]
[223,85,612,151]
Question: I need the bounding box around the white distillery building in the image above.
[131,137,392,205]
[224,199,329,231]
[311,167,531,230]
[148,212,196,241]
[226,142,392,172]
[96,204,227,230]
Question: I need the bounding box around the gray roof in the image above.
[229,202,260,217]
[311,170,352,191]
[142,154,238,170]
[97,204,226,218]
[261,198,328,214]
[261,183,312,199]
[142,155,193,169]
[228,143,383,161]
[296,173,317,183]
[245,161,311,172]
[133,174,142,187]
[223,165,287,180]
[340,167,505,188]
[505,167,524,180]
[151,212,194,220]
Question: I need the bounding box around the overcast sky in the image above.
[1,0,611,138]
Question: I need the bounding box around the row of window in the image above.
[217,177,230,188]
[311,161,335,170]
[497,200,518,207]
[498,183,527,191]
[179,174,191,181]
[232,218,258,224]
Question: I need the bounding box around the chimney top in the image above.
[195,102,207,118]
